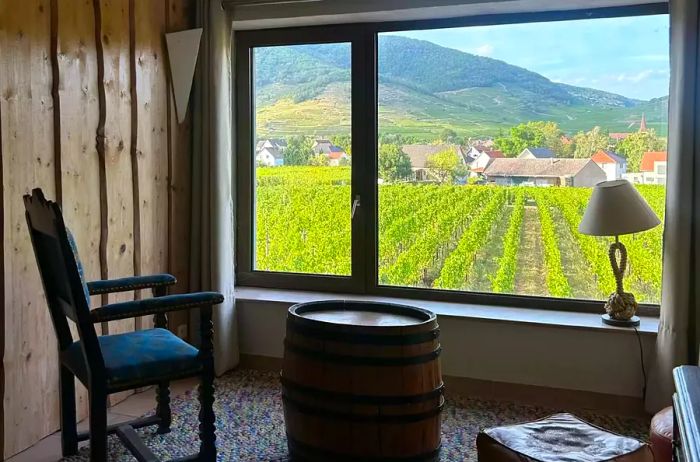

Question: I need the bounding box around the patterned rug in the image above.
[62,369,650,461]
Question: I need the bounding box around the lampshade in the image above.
[579,179,661,237]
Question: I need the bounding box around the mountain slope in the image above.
[254,36,668,138]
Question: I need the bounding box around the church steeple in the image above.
[639,113,648,132]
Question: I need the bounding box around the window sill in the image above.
[234,286,659,336]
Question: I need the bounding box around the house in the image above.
[483,158,606,187]
[518,147,556,159]
[625,151,668,185]
[591,150,627,181]
[256,138,287,153]
[401,144,467,181]
[469,150,505,177]
[327,146,349,166]
[256,146,285,166]
[312,139,334,154]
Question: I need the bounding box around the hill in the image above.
[254,36,668,139]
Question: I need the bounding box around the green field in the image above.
[255,167,665,304]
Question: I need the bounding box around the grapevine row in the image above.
[534,191,572,298]
[433,189,507,289]
[491,189,525,294]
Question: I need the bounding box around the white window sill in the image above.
[235,286,659,336]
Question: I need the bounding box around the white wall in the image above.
[238,299,656,398]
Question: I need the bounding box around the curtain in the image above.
[646,0,700,412]
[190,0,238,376]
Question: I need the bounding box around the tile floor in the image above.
[7,378,198,462]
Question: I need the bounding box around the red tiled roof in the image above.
[640,151,667,172]
[591,150,626,165]
[328,151,346,160]
[471,167,485,173]
[486,150,504,158]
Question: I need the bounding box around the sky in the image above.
[389,14,669,101]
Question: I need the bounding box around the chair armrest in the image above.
[87,274,177,295]
[90,292,224,323]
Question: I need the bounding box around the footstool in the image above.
[476,413,653,461]
[649,406,673,462]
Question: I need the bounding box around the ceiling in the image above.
[225,0,666,30]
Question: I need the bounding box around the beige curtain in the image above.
[190,0,238,376]
[646,0,700,412]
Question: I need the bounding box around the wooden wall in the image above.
[0,0,196,457]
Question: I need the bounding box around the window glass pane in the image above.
[377,14,669,304]
[252,43,352,275]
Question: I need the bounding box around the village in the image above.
[255,117,668,187]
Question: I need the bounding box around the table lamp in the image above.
[579,180,661,327]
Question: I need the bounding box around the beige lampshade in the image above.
[579,179,661,236]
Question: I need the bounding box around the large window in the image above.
[236,5,669,312]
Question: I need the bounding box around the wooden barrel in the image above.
[281,300,443,462]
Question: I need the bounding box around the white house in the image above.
[624,151,667,185]
[591,150,627,181]
[469,150,505,177]
[327,147,349,166]
[256,147,284,167]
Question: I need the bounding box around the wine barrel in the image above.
[281,300,443,462]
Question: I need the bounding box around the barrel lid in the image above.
[288,300,436,329]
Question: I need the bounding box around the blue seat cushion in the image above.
[63,328,202,390]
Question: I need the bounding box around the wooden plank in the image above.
[56,0,103,420]
[0,0,60,457]
[99,0,135,332]
[97,0,136,406]
[167,0,196,337]
[135,0,170,331]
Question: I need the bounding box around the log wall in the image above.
[0,0,196,457]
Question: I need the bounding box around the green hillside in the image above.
[254,36,669,139]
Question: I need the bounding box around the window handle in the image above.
[351,195,361,219]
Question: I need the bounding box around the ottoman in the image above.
[649,406,673,462]
[476,413,653,462]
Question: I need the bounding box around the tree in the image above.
[331,135,352,155]
[439,128,460,144]
[572,126,609,158]
[494,121,566,157]
[426,148,465,184]
[617,130,667,172]
[284,135,314,166]
[378,144,412,182]
[309,153,329,166]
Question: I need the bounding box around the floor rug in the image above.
[62,369,650,461]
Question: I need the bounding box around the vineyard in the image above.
[255,167,665,304]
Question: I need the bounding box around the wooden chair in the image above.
[24,188,223,462]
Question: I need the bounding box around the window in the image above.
[236,4,669,313]
[251,43,352,276]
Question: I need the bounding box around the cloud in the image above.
[605,69,668,84]
[472,44,495,56]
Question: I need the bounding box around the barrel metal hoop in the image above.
[287,436,441,462]
[286,320,440,345]
[282,394,445,423]
[284,340,442,366]
[280,375,445,405]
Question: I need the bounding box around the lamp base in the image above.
[601,314,640,327]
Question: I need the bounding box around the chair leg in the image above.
[198,369,216,461]
[156,381,171,434]
[198,306,216,461]
[89,388,108,462]
[60,366,78,456]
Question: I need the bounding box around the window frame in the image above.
[235,2,668,316]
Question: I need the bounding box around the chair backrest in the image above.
[23,189,100,357]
